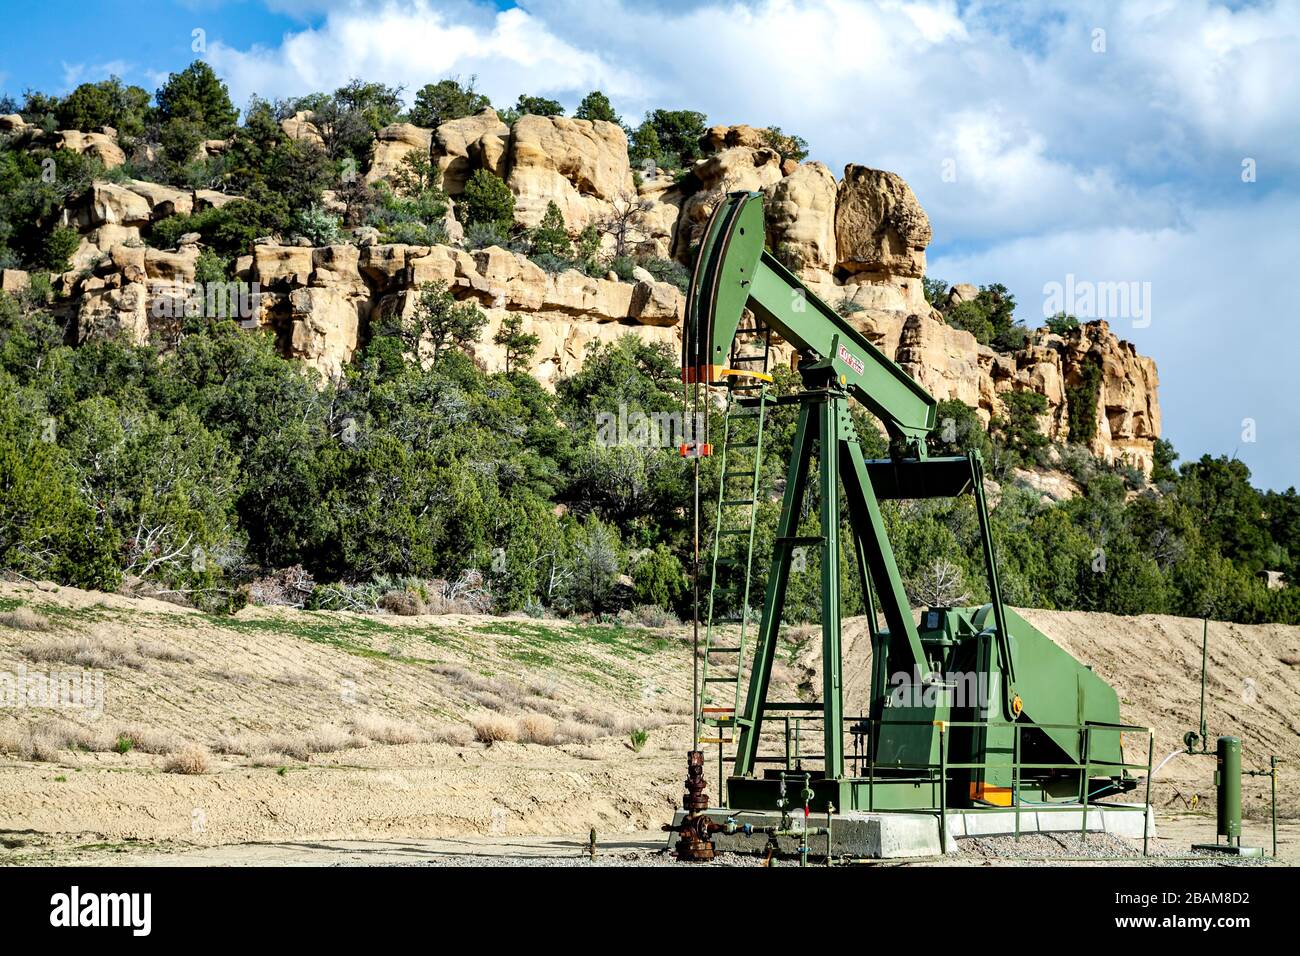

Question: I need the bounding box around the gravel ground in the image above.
[408,831,1280,867]
[951,831,1272,866]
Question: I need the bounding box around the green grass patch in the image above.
[217,612,406,660]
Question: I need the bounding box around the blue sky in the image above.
[1,0,1296,490]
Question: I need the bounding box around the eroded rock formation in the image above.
[31,112,1161,475]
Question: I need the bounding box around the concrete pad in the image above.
[669,803,1155,859]
[946,804,1155,841]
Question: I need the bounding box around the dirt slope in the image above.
[0,581,714,858]
[0,581,1296,862]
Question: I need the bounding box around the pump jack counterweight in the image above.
[674,192,1136,830]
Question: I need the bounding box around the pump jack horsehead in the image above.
[668,192,1137,859]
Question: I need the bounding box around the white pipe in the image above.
[1150,749,1185,779]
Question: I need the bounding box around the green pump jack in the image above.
[668,192,1149,859]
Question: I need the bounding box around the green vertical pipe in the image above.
[868,719,876,812]
[939,724,949,853]
[1217,736,1242,845]
[1271,756,1278,858]
[732,389,768,717]
[1013,726,1021,841]
[819,398,844,779]
[1143,731,1154,857]
[1080,726,1091,841]
[1199,618,1208,747]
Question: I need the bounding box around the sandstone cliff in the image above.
[17,113,1161,475]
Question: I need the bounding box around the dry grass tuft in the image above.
[786,622,819,645]
[207,668,254,686]
[20,729,62,762]
[440,668,526,706]
[520,695,566,718]
[305,725,360,754]
[115,724,180,754]
[573,705,612,730]
[267,735,312,761]
[628,604,679,629]
[517,713,557,745]
[525,678,562,700]
[64,721,116,752]
[213,732,271,758]
[429,724,474,746]
[661,698,693,717]
[3,719,117,760]
[572,706,666,736]
[468,691,511,712]
[163,745,210,774]
[431,663,471,683]
[0,721,23,753]
[26,637,143,670]
[557,720,600,745]
[0,607,51,631]
[769,662,797,686]
[271,670,328,690]
[379,590,425,616]
[135,641,196,664]
[471,714,517,744]
[349,714,426,746]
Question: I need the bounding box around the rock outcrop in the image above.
[280,111,324,147]
[699,124,771,153]
[673,145,785,259]
[764,161,838,276]
[506,115,634,230]
[62,235,684,386]
[56,180,241,273]
[1058,321,1161,470]
[1,268,30,294]
[366,123,434,184]
[836,166,931,282]
[56,129,126,169]
[433,109,510,195]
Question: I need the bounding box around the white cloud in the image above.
[207,1,637,111]
[60,60,134,91]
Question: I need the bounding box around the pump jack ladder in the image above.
[697,325,773,752]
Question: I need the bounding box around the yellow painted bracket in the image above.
[719,368,773,383]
